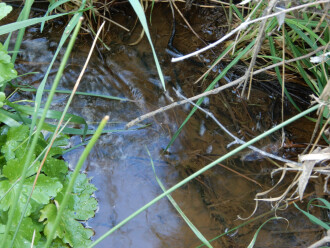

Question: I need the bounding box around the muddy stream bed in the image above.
[3,3,325,248]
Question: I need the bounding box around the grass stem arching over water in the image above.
[90,104,320,247]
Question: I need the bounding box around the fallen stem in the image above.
[126,45,327,129]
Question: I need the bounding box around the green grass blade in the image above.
[147,148,213,248]
[10,0,34,64]
[40,0,71,31]
[308,198,330,211]
[89,104,319,248]
[286,19,327,47]
[128,0,165,90]
[294,202,330,230]
[0,109,20,127]
[30,12,83,136]
[285,32,321,94]
[267,36,302,111]
[247,217,286,248]
[6,101,87,125]
[0,12,73,35]
[165,39,255,151]
[0,17,82,248]
[16,85,132,102]
[0,109,131,135]
[231,4,244,21]
[44,115,108,247]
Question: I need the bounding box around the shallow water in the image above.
[3,4,323,247]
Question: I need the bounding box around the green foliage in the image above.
[0,125,98,247]
[0,43,17,87]
[0,2,12,21]
[295,198,330,230]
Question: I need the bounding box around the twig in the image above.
[241,0,277,97]
[171,0,329,63]
[308,230,330,248]
[200,154,262,187]
[174,89,301,166]
[126,45,327,129]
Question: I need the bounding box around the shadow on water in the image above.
[4,3,324,248]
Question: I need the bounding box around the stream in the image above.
[3,3,324,247]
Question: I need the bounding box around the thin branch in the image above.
[241,0,277,97]
[171,0,329,63]
[126,45,327,129]
[174,89,301,166]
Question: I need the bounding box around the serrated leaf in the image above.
[0,3,13,20]
[2,155,39,181]
[43,147,68,180]
[0,43,17,86]
[39,173,97,247]
[1,125,29,161]
[0,174,62,223]
[57,173,97,220]
[39,203,94,248]
[0,217,42,248]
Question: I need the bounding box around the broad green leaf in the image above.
[0,43,17,86]
[0,217,41,248]
[56,173,98,221]
[40,172,97,247]
[1,125,29,161]
[3,155,39,181]
[0,174,62,223]
[0,110,20,127]
[40,203,94,248]
[0,3,12,20]
[44,147,68,180]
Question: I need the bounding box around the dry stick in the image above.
[310,117,330,153]
[126,45,327,129]
[309,230,330,248]
[174,89,301,166]
[171,0,329,63]
[200,155,262,187]
[241,0,277,98]
[281,24,286,147]
[171,0,207,47]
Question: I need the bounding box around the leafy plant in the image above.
[0,43,17,88]
[0,125,98,247]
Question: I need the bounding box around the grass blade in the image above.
[0,16,83,248]
[0,110,20,127]
[89,104,319,248]
[166,39,255,151]
[128,0,165,90]
[10,0,34,64]
[30,12,84,136]
[247,217,287,248]
[44,115,108,247]
[294,202,330,230]
[16,86,132,102]
[147,148,213,248]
